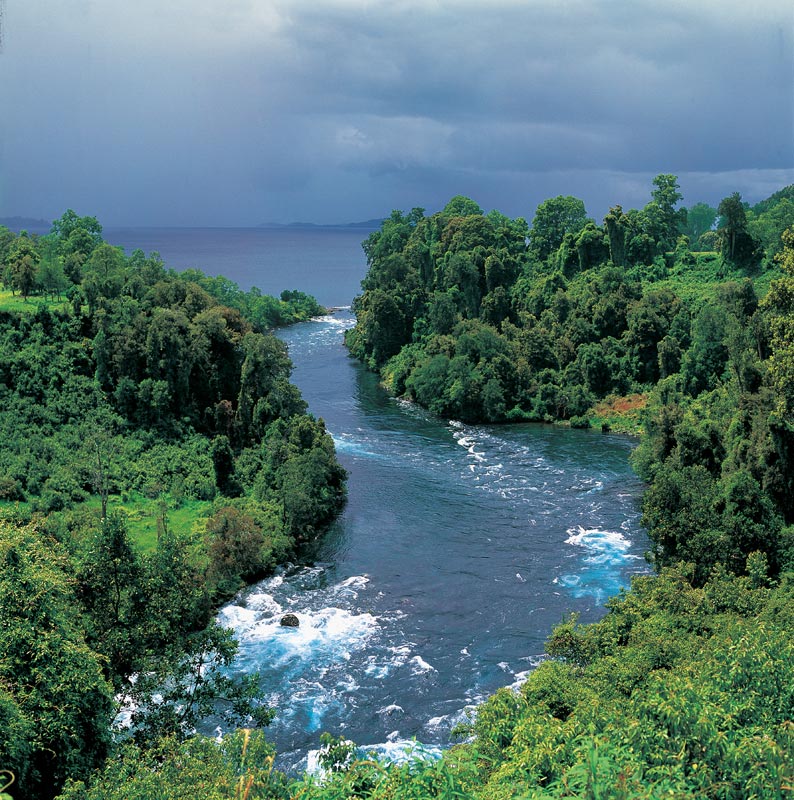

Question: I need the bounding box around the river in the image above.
[108,226,649,769]
[218,309,649,771]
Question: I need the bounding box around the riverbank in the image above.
[207,311,649,772]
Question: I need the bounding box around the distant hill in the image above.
[0,216,51,233]
[752,184,794,215]
[259,218,384,230]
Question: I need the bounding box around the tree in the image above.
[38,255,70,299]
[574,221,609,271]
[50,209,103,245]
[0,523,114,799]
[762,226,794,421]
[603,205,630,267]
[443,195,483,217]
[51,210,103,283]
[205,506,268,592]
[530,195,588,261]
[4,234,41,298]
[236,332,294,441]
[718,192,761,271]
[75,513,142,681]
[82,242,126,307]
[681,305,729,395]
[210,435,241,496]
[649,173,686,250]
[682,201,718,247]
[749,197,794,259]
[349,288,411,369]
[124,624,273,746]
[0,226,15,264]
[362,208,423,267]
[144,307,193,410]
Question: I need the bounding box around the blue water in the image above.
[109,227,648,770]
[219,311,649,771]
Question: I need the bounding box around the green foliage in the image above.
[717,192,762,272]
[3,234,41,298]
[444,195,484,217]
[58,729,288,800]
[649,173,686,251]
[181,269,325,330]
[0,213,347,798]
[5,186,794,798]
[530,195,589,262]
[124,623,275,746]
[681,201,718,247]
[298,569,794,800]
[0,522,114,800]
[750,185,794,260]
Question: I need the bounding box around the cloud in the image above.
[0,0,791,224]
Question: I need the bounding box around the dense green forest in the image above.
[3,179,794,799]
[0,212,345,800]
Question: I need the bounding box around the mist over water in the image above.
[219,310,649,771]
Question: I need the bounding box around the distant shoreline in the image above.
[1,218,384,233]
[0,216,51,232]
[258,219,384,230]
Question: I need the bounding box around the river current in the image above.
[217,309,649,771]
[108,226,648,769]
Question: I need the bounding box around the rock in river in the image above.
[280,613,300,628]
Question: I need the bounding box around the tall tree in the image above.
[0,523,114,800]
[50,210,103,283]
[4,234,41,298]
[443,195,483,217]
[718,192,761,271]
[530,195,588,262]
[603,205,630,267]
[649,173,686,251]
[682,201,718,247]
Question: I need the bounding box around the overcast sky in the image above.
[1,0,792,226]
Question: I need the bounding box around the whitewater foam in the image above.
[565,526,633,558]
[409,655,437,675]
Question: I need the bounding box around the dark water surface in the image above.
[108,226,648,770]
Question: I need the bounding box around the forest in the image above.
[2,177,794,798]
[0,213,346,800]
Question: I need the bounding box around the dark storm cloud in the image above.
[0,0,791,225]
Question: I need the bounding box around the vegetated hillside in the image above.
[287,179,793,799]
[345,180,794,579]
[0,212,346,800]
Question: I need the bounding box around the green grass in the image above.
[650,252,781,304]
[84,493,213,552]
[0,290,69,313]
[0,494,212,552]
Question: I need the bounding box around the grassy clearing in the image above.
[651,252,781,304]
[0,290,68,313]
[0,494,212,552]
[84,493,213,552]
